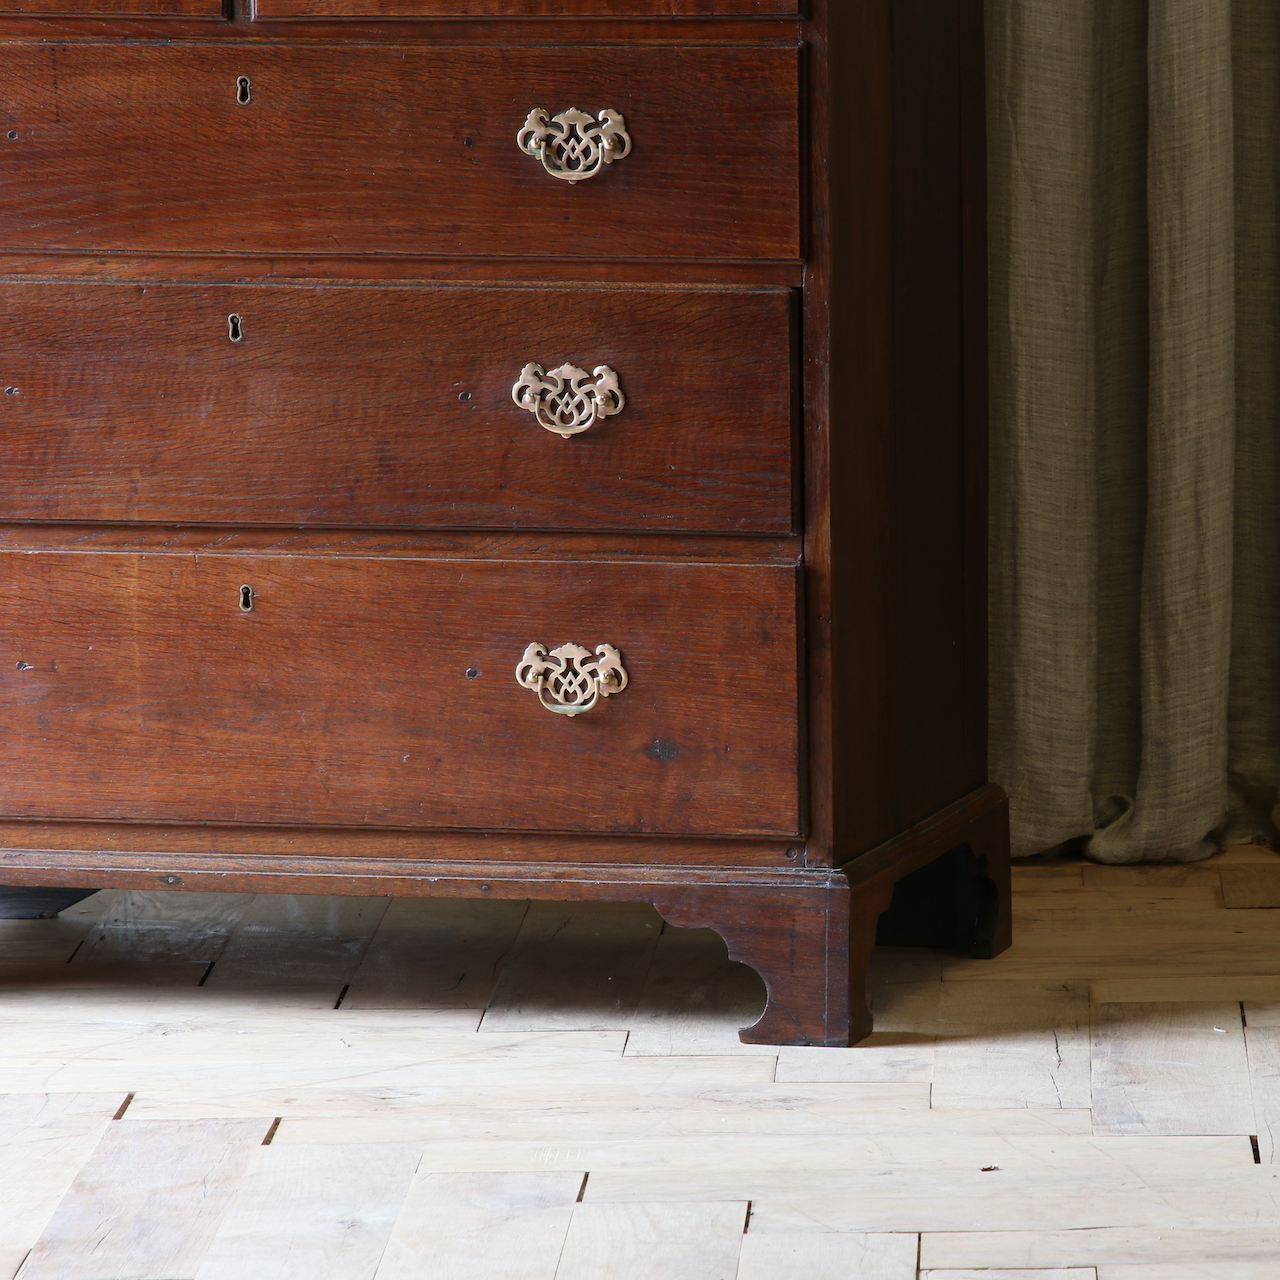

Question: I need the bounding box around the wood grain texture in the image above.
[259,0,798,14]
[0,524,802,568]
[1095,1269,1279,1280]
[480,901,661,1032]
[890,0,972,826]
[202,894,389,988]
[773,1034,934,1083]
[375,1171,581,1280]
[0,251,805,290]
[20,1117,270,1280]
[622,922,770,1057]
[194,1142,422,1280]
[1081,861,1228,888]
[0,1094,124,1266]
[0,551,800,835]
[214,1080,924,1136]
[217,1128,1248,1172]
[554,1200,747,1280]
[0,1016,639,1093]
[133,1098,1094,1134]
[815,0,991,858]
[648,874,852,1046]
[0,900,117,968]
[0,819,799,870]
[585,1164,1279,1235]
[1090,1002,1255,1136]
[0,282,794,533]
[737,1232,919,1280]
[341,897,527,1009]
[923,1272,1096,1280]
[1245,1026,1280,1162]
[0,2,1005,1049]
[1221,864,1280,908]
[1245,1001,1280,1026]
[920,1228,1280,1270]
[0,0,219,13]
[1094,977,1280,1003]
[0,45,798,260]
[1016,887,1226,916]
[861,945,944,1033]
[944,907,1280,983]
[73,890,256,964]
[931,982,1090,1110]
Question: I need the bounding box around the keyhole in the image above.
[239,585,254,612]
[228,314,244,343]
[236,76,252,105]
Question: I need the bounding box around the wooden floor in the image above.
[3,847,1280,1279]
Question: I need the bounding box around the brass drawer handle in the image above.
[517,108,632,183]
[517,642,629,717]
[512,362,625,438]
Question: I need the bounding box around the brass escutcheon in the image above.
[511,362,625,438]
[516,642,628,717]
[516,107,632,183]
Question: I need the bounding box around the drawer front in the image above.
[0,0,220,13]
[0,282,794,533]
[0,45,799,259]
[0,553,801,836]
[256,1,798,15]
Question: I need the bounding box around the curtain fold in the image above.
[987,0,1279,861]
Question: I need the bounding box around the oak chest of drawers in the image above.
[0,0,1009,1045]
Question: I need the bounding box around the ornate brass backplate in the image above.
[516,107,632,183]
[516,642,629,716]
[511,362,625,437]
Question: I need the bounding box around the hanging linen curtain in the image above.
[987,0,1280,862]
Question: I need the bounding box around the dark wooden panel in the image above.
[958,0,991,795]
[0,282,794,532]
[0,14,792,38]
[818,0,900,861]
[0,45,799,259]
[256,0,797,15]
[0,552,801,835]
[0,524,803,565]
[891,0,977,826]
[0,819,802,866]
[0,0,220,14]
[0,525,802,566]
[0,253,805,289]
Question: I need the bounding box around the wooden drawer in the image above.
[0,281,794,533]
[0,551,801,837]
[0,45,799,260]
[0,0,220,13]
[256,1,798,15]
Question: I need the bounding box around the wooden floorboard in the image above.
[737,1232,919,1280]
[622,923,771,1058]
[553,1201,747,1280]
[19,1117,270,1280]
[341,897,528,1011]
[1090,1002,1255,1135]
[374,1171,581,1280]
[920,1227,1280,1268]
[1,846,1278,1274]
[479,902,663,1034]
[194,1142,422,1280]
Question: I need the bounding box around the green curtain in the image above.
[986,0,1280,861]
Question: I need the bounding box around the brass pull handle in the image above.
[517,108,632,183]
[516,642,629,717]
[511,362,625,438]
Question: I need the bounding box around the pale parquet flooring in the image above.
[3,847,1280,1278]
